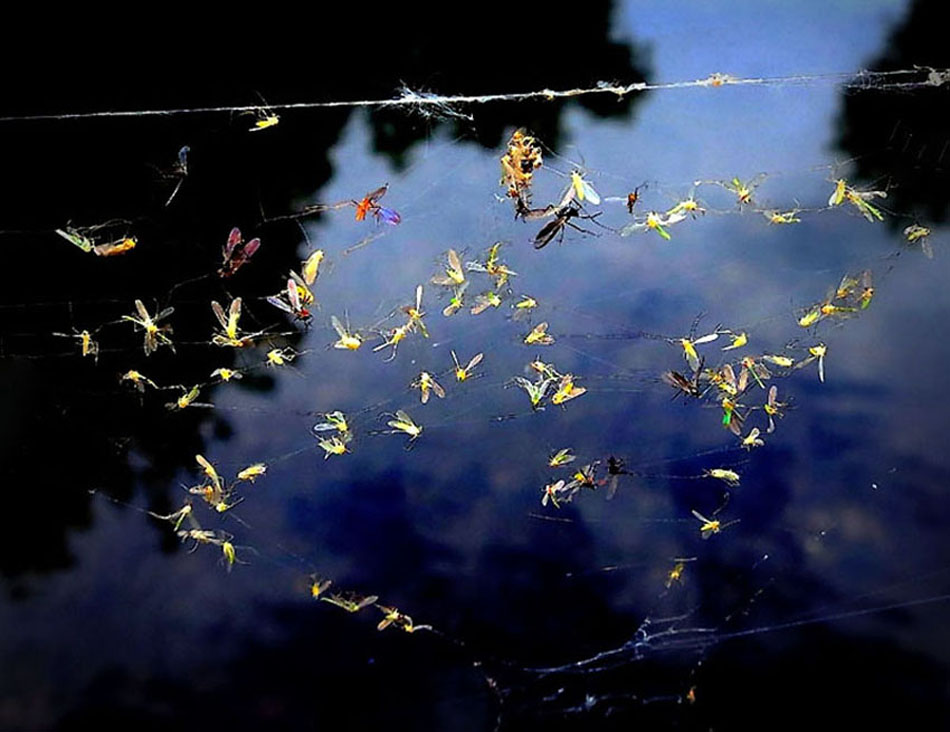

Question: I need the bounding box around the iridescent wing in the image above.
[465,352,484,373]
[287,277,301,313]
[374,207,401,225]
[224,228,242,261]
[228,298,242,335]
[365,185,388,205]
[331,315,347,338]
[134,299,151,323]
[211,301,229,330]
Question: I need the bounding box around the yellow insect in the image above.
[219,541,236,571]
[513,295,538,320]
[373,323,411,362]
[542,479,568,508]
[724,175,765,206]
[412,371,445,404]
[467,242,517,289]
[120,369,158,392]
[376,606,425,633]
[470,291,502,316]
[214,497,243,514]
[386,410,423,445]
[678,331,719,371]
[819,300,856,318]
[691,509,738,539]
[722,332,747,351]
[440,282,468,317]
[741,427,765,450]
[713,365,744,399]
[122,299,175,355]
[148,502,195,532]
[310,576,333,598]
[829,179,886,222]
[720,396,744,436]
[211,367,242,382]
[763,385,785,433]
[313,410,351,436]
[452,350,483,382]
[620,210,687,240]
[845,186,887,222]
[402,284,429,337]
[236,463,267,482]
[53,328,99,361]
[704,72,734,87]
[302,249,326,285]
[666,192,705,218]
[196,453,222,486]
[211,297,254,347]
[321,591,379,613]
[704,468,740,486]
[55,226,95,253]
[568,462,598,491]
[249,107,280,132]
[317,435,350,459]
[431,249,466,287]
[903,224,934,258]
[828,178,847,207]
[761,354,794,368]
[267,347,296,367]
[798,306,823,328]
[513,376,553,410]
[331,315,362,350]
[529,358,559,379]
[524,321,555,346]
[93,236,137,257]
[570,170,601,205]
[551,373,586,405]
[167,385,201,411]
[763,209,801,224]
[666,560,693,588]
[548,448,576,468]
[807,343,827,383]
[177,528,230,548]
[858,270,874,309]
[739,356,771,390]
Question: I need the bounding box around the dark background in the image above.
[2,2,950,730]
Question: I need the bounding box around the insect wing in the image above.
[447,249,464,282]
[375,206,401,225]
[134,299,151,324]
[303,250,324,284]
[287,277,301,313]
[267,295,293,314]
[534,217,563,249]
[736,366,749,394]
[364,185,388,206]
[228,298,242,336]
[224,228,242,261]
[211,301,229,330]
[240,237,261,262]
[470,294,492,315]
[576,175,601,205]
[466,352,484,373]
[606,474,620,501]
[331,315,347,339]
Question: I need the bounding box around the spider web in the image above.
[2,16,950,732]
